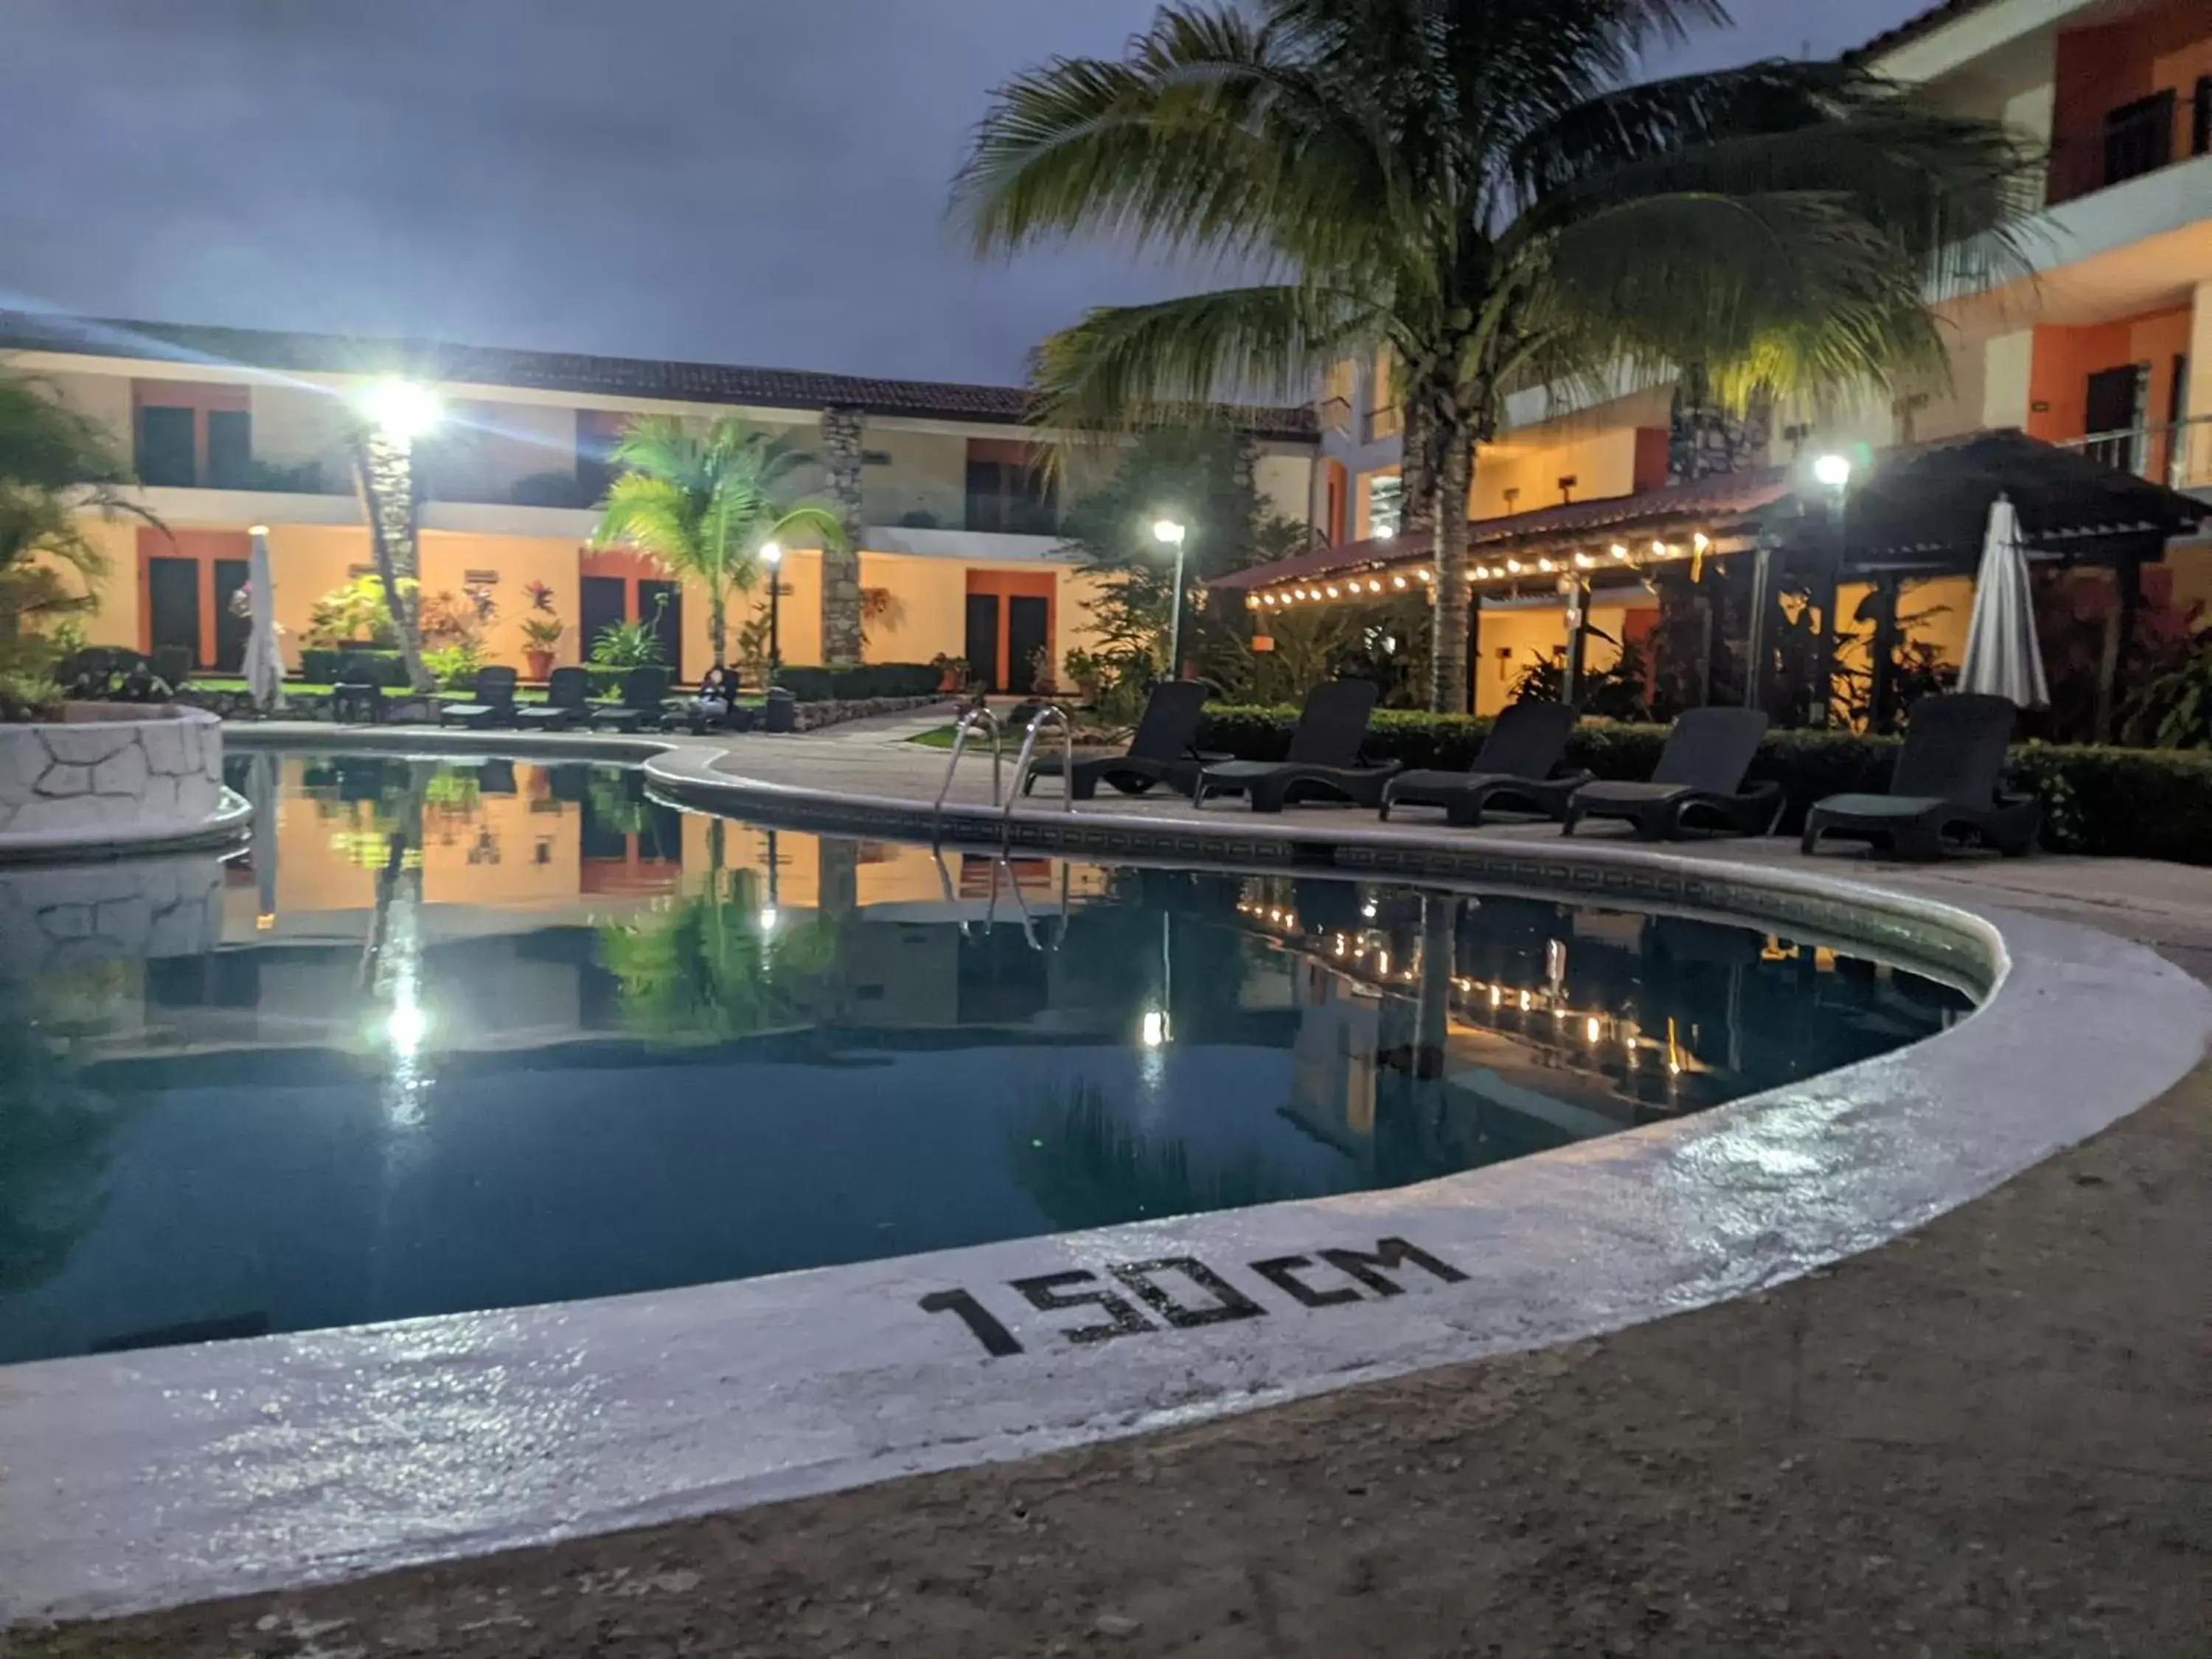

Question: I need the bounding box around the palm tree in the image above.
[953,0,2029,712]
[591,416,844,669]
[0,371,153,701]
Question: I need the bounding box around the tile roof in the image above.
[0,311,1318,442]
[1211,430,2206,590]
[1846,0,2006,64]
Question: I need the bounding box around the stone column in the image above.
[818,406,866,665]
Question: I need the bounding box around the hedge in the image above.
[299,648,411,687]
[771,663,942,702]
[1191,703,2212,865]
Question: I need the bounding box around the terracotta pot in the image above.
[525,649,555,681]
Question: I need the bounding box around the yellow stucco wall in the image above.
[69,516,142,650]
[420,532,585,667]
[1468,602,1645,717]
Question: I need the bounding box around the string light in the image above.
[1573,551,1594,568]
[1392,574,1407,589]
[1610,543,1630,560]
[1537,557,1556,573]
[1505,557,1523,573]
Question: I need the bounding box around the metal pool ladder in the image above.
[933,706,1004,822]
[1004,706,1074,838]
[932,704,1076,845]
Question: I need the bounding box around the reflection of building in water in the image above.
[1237,880,1967,1178]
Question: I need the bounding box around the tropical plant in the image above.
[589,608,666,670]
[422,641,485,691]
[1057,427,1312,713]
[0,371,151,717]
[305,572,405,650]
[735,605,776,686]
[591,415,843,667]
[417,585,495,650]
[518,614,567,652]
[955,0,2031,712]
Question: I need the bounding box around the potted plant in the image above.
[931,653,970,693]
[1062,647,1103,704]
[520,616,566,681]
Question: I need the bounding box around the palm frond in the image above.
[1031,283,1377,433]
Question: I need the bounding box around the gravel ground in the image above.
[10,1055,2204,1659]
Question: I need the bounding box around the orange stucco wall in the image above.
[2050,0,2212,204]
[2026,305,2194,444]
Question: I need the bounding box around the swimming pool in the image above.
[0,752,1970,1366]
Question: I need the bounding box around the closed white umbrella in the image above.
[244,525,286,714]
[1958,495,2049,709]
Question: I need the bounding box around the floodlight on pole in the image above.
[1152,517,1189,679]
[1812,452,1853,490]
[356,378,443,442]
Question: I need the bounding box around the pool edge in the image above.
[5,733,2205,1625]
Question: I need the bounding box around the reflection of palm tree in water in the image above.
[599,864,834,1040]
[0,987,125,1295]
[1010,1077,1298,1231]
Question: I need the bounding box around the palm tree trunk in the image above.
[1427,428,1473,714]
[709,586,727,669]
[352,432,435,694]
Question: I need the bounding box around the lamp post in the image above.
[1152,517,1188,680]
[1809,453,1852,728]
[761,541,784,684]
[351,378,443,695]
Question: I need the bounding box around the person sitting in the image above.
[686,663,740,732]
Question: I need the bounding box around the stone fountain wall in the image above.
[0,705,224,841]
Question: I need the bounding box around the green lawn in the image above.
[907,724,960,749]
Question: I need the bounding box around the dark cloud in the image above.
[1,0,1936,384]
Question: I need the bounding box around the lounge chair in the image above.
[1192,680,1399,813]
[439,666,519,728]
[517,666,592,731]
[1379,700,1587,826]
[591,666,675,732]
[1562,707,1782,840]
[1021,681,1217,800]
[1801,692,2038,860]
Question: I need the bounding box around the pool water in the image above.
[0,754,1971,1365]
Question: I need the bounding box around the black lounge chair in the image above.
[1021,681,1217,800]
[1801,692,2038,860]
[591,665,675,732]
[1192,680,1399,813]
[517,666,592,731]
[1380,700,1587,826]
[1562,707,1782,840]
[440,665,520,728]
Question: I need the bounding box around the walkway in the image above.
[11,717,2208,1658]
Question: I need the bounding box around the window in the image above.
[964,441,1057,535]
[2102,89,2174,187]
[206,410,252,488]
[576,409,625,507]
[135,406,196,487]
[1365,473,1403,539]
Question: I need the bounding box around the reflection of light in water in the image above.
[1139,1009,1171,1048]
[757,905,779,933]
[387,995,428,1057]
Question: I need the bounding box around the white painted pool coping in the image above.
[4,734,2208,1626]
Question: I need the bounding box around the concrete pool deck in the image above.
[7,714,2209,1655]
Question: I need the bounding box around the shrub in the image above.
[1190,702,2212,864]
[305,574,403,649]
[422,642,485,691]
[774,664,942,701]
[300,647,410,687]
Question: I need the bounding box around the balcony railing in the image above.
[2056,414,2212,493]
[2046,81,2209,206]
[1317,394,1353,436]
[1364,403,1404,442]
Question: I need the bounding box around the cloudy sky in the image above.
[1,0,1938,385]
